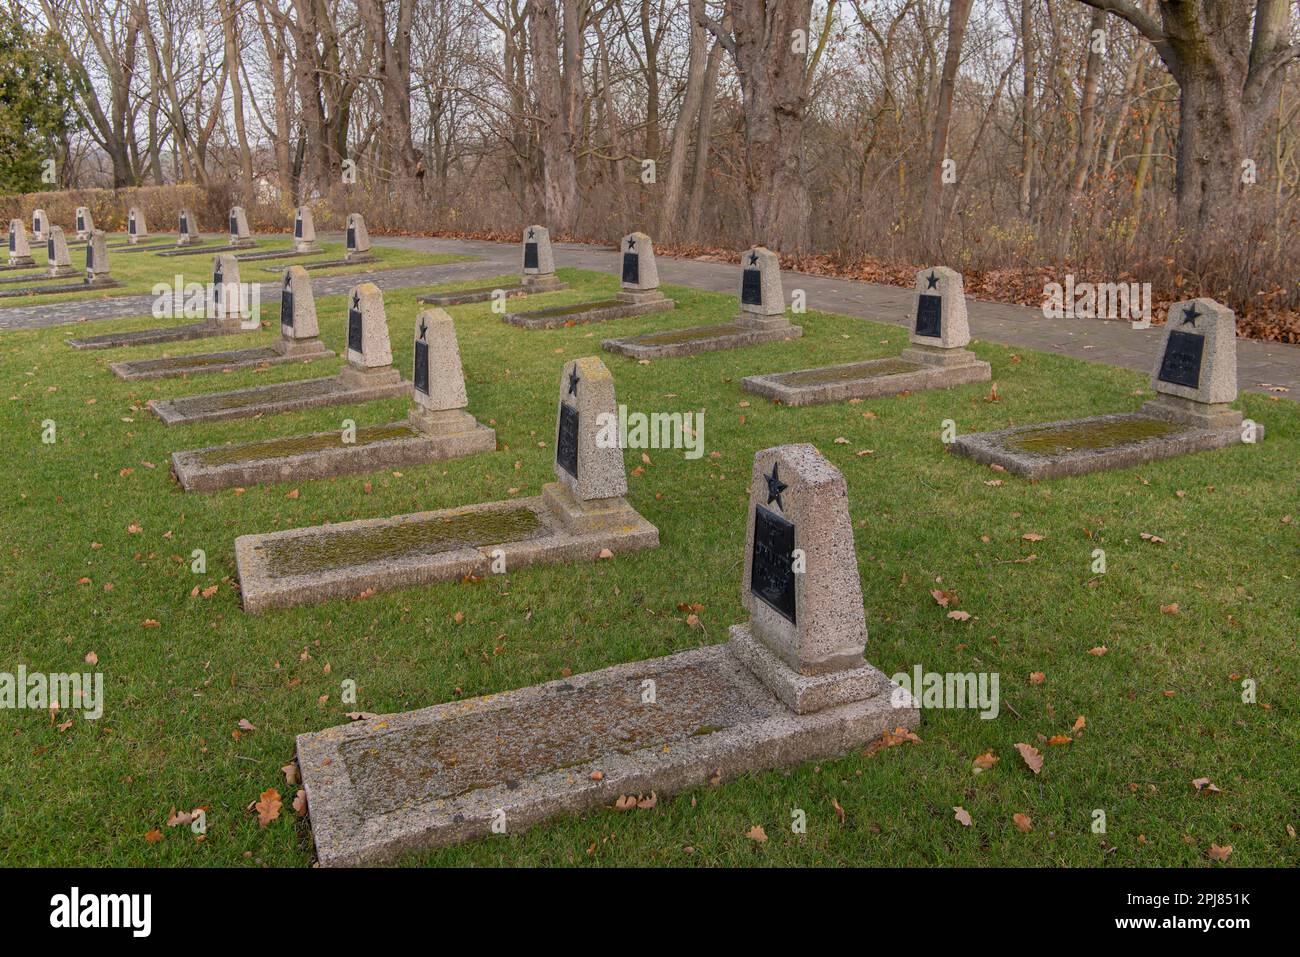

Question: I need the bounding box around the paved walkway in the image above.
[4,232,1296,400]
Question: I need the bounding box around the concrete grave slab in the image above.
[951,298,1260,479]
[149,281,405,425]
[294,443,913,864]
[234,355,656,612]
[172,305,495,490]
[603,245,802,358]
[741,266,990,405]
[419,225,569,304]
[3,230,121,299]
[503,231,673,329]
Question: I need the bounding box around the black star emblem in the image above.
[351,292,360,311]
[527,228,535,239]
[418,318,427,340]
[926,271,939,290]
[1181,303,1200,326]
[627,236,636,250]
[748,251,759,266]
[567,367,580,396]
[764,463,787,511]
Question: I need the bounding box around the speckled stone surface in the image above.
[7,218,34,265]
[741,352,990,406]
[84,231,111,283]
[554,356,627,501]
[619,232,660,292]
[67,320,241,351]
[31,209,47,243]
[127,207,148,243]
[293,206,321,253]
[276,265,322,347]
[296,642,915,865]
[345,213,374,262]
[520,224,556,278]
[411,307,469,413]
[950,411,1259,480]
[418,283,531,306]
[345,282,394,370]
[44,227,77,278]
[738,246,785,320]
[234,489,657,613]
[176,208,201,245]
[504,296,673,329]
[172,418,494,492]
[74,207,94,240]
[1152,298,1238,405]
[603,321,803,359]
[109,341,332,381]
[909,266,970,349]
[228,206,255,247]
[210,253,249,327]
[148,369,408,426]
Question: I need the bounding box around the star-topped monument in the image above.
[527,227,535,239]
[351,291,360,310]
[567,367,580,396]
[748,251,759,266]
[418,317,428,340]
[764,462,787,510]
[1181,303,1200,326]
[926,271,939,290]
[627,236,636,250]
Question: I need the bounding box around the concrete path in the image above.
[3,232,1295,400]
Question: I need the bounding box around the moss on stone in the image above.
[261,506,545,578]
[519,298,623,319]
[630,323,740,345]
[1005,416,1185,455]
[135,348,276,371]
[775,359,920,387]
[197,423,420,465]
[176,376,339,412]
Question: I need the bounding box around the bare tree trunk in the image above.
[659,0,710,240]
[920,0,974,250]
[1018,0,1036,218]
[1058,9,1106,260]
[528,0,582,234]
[685,22,725,242]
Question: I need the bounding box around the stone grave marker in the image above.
[418,223,569,305]
[75,207,93,241]
[209,253,248,328]
[344,213,375,262]
[127,206,148,243]
[742,265,991,405]
[951,297,1260,479]
[84,230,110,283]
[7,219,34,266]
[228,206,255,247]
[31,209,46,244]
[171,304,493,491]
[504,230,674,329]
[232,354,657,613]
[290,442,912,864]
[293,206,320,253]
[45,226,76,278]
[604,244,803,359]
[177,208,201,246]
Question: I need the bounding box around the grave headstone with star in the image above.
[209,253,247,327]
[83,230,110,284]
[177,208,201,246]
[338,282,401,387]
[228,206,255,247]
[905,267,971,358]
[408,308,492,443]
[520,224,563,291]
[736,246,786,328]
[618,231,664,302]
[1141,298,1242,428]
[31,209,46,244]
[273,265,328,356]
[127,206,148,243]
[74,207,94,241]
[344,213,374,262]
[45,226,76,278]
[7,219,34,266]
[293,206,320,253]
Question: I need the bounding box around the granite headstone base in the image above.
[296,642,914,865]
[603,317,803,359]
[67,320,244,351]
[950,404,1258,480]
[118,240,210,254]
[109,339,333,381]
[0,277,121,299]
[503,291,674,330]
[149,366,407,426]
[418,276,569,306]
[172,409,496,492]
[156,242,258,258]
[234,480,658,614]
[742,347,991,406]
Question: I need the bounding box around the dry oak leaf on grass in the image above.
[930,589,959,608]
[746,825,768,843]
[953,807,972,827]
[1015,743,1044,774]
[144,828,163,844]
[863,726,921,756]
[973,751,999,771]
[1207,843,1233,863]
[1029,672,1046,684]
[1013,813,1034,833]
[292,789,308,818]
[253,788,282,827]
[1021,533,1045,542]
[1192,777,1223,794]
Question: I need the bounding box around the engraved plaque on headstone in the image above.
[346,224,356,251]
[621,251,639,285]
[180,212,189,234]
[8,230,15,252]
[128,214,136,236]
[213,261,223,305]
[228,212,237,236]
[76,211,84,232]
[84,242,93,270]
[915,294,942,338]
[347,294,363,353]
[523,242,539,270]
[414,338,430,394]
[1157,330,1205,389]
[294,214,303,239]
[741,268,763,306]
[750,505,796,623]
[281,276,294,329]
[46,237,54,260]
[556,402,579,478]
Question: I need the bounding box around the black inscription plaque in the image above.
[346,225,356,250]
[347,300,363,353]
[180,213,189,235]
[741,268,763,306]
[621,251,640,285]
[293,215,303,239]
[414,340,430,394]
[76,212,84,232]
[750,505,796,623]
[1157,330,1205,389]
[228,213,237,236]
[84,243,93,271]
[556,402,579,479]
[915,294,943,338]
[46,237,54,260]
[281,278,294,329]
[523,241,539,270]
[128,215,136,236]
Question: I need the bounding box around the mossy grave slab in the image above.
[742,354,991,406]
[149,370,409,426]
[296,643,909,864]
[603,320,802,359]
[418,279,571,306]
[67,321,243,351]
[155,242,261,258]
[0,278,122,300]
[950,411,1252,480]
[503,295,674,330]
[172,417,496,491]
[235,484,659,613]
[110,341,334,381]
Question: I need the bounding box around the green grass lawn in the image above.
[0,234,470,308]
[1,266,1295,867]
